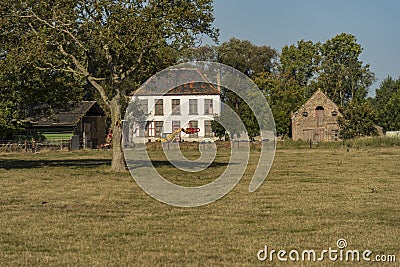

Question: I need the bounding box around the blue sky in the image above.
[206,0,400,96]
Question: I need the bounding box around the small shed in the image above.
[28,101,106,148]
[291,89,341,142]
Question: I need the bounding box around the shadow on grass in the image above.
[0,159,112,170]
[0,159,231,170]
[126,159,232,169]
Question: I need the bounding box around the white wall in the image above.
[132,94,221,141]
[386,131,400,138]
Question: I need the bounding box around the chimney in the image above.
[216,69,221,93]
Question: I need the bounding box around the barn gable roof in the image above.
[292,89,340,118]
[304,89,337,109]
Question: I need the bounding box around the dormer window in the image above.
[331,111,338,117]
[302,111,308,117]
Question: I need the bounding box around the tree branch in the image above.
[58,44,111,109]
[36,65,84,76]
[27,10,86,51]
[27,22,39,34]
[120,48,146,82]
[102,44,119,82]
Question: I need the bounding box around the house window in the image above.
[171,99,180,115]
[137,121,146,137]
[189,99,198,115]
[188,120,198,137]
[302,111,308,117]
[139,99,148,115]
[146,121,155,137]
[172,120,181,130]
[204,99,213,115]
[204,120,213,137]
[331,111,338,117]
[315,106,325,120]
[155,121,163,137]
[155,99,163,115]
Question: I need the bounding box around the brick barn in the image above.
[291,89,341,142]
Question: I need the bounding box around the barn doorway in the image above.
[313,128,324,142]
[315,106,325,120]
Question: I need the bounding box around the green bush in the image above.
[277,137,400,149]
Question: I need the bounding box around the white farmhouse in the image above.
[129,80,221,142]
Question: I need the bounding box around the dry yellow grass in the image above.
[0,147,399,266]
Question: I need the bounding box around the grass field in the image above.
[0,145,399,266]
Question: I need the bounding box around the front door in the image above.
[172,121,181,141]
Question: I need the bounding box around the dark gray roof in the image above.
[135,68,220,96]
[30,101,104,127]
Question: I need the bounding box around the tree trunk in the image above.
[110,98,126,172]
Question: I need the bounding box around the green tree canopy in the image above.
[216,38,277,139]
[372,76,400,131]
[255,39,320,137]
[338,101,378,139]
[0,50,84,139]
[383,90,400,131]
[217,38,277,78]
[279,39,320,91]
[316,33,375,107]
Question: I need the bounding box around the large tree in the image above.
[2,0,218,170]
[256,40,320,137]
[316,33,375,107]
[217,38,276,78]
[338,101,378,139]
[279,39,320,95]
[372,76,400,131]
[216,38,277,139]
[383,90,400,131]
[254,71,303,137]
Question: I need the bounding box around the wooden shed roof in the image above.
[29,101,105,127]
